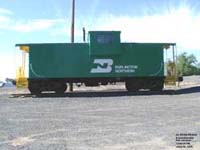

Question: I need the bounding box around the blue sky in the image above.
[0,0,200,79]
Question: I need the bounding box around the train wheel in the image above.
[28,81,41,95]
[55,84,67,94]
[150,80,164,91]
[125,82,138,92]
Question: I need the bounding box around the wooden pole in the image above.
[71,0,75,43]
[69,0,75,92]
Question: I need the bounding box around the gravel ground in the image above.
[0,76,200,150]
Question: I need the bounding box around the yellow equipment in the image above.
[164,45,179,86]
[16,46,29,88]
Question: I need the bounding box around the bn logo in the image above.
[91,59,113,73]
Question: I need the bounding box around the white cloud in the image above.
[0,16,66,33]
[11,19,65,32]
[0,7,66,33]
[49,28,69,36]
[0,16,11,27]
[0,54,15,80]
[42,6,196,54]
[48,8,200,56]
[0,8,12,29]
[0,8,13,15]
[0,15,10,22]
[77,7,200,52]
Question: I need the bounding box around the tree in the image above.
[177,52,200,76]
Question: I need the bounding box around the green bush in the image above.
[177,52,200,76]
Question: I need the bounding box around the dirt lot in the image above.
[0,76,200,150]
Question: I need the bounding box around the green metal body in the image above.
[17,31,170,80]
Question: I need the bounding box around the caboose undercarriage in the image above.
[28,77,164,94]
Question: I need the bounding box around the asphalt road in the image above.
[0,82,200,149]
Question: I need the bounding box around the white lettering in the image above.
[115,65,138,73]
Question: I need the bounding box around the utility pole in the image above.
[69,0,75,92]
[71,0,75,43]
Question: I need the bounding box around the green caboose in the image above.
[16,31,177,94]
